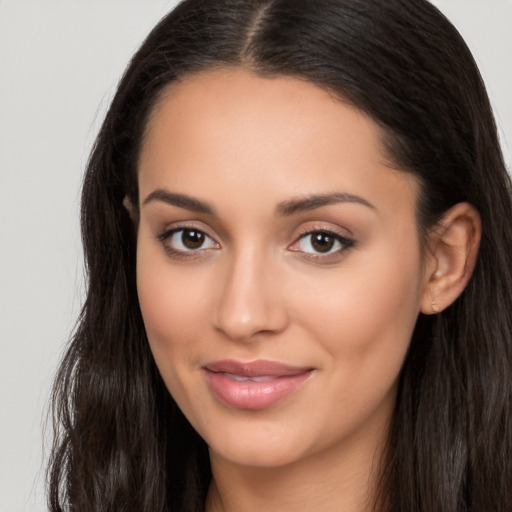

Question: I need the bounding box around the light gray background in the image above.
[0,1,511,510]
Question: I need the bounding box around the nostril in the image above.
[212,257,289,341]
[213,296,288,341]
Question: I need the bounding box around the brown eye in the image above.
[181,229,205,249]
[310,232,335,253]
[292,230,354,257]
[159,227,218,255]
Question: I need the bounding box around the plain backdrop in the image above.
[0,1,511,510]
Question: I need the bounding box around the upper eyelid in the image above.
[159,227,218,245]
[297,227,350,239]
[155,221,355,246]
[292,230,354,247]
[294,221,354,240]
[157,222,218,240]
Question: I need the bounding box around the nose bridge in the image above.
[213,243,287,341]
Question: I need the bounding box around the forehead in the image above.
[138,68,417,217]
[142,67,385,165]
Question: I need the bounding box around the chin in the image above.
[202,415,322,470]
[210,440,302,469]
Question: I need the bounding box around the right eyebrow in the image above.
[142,189,215,215]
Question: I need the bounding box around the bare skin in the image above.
[132,68,481,512]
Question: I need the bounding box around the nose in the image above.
[212,249,289,341]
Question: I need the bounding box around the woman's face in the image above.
[136,68,428,469]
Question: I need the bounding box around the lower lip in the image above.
[204,370,313,410]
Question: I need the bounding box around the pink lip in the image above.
[203,359,314,410]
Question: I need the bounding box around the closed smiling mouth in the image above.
[203,359,315,409]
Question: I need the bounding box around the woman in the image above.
[48,0,512,511]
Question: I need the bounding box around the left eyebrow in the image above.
[276,193,377,216]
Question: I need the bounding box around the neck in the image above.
[205,421,389,512]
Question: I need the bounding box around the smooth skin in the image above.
[131,68,481,512]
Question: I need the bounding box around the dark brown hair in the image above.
[48,1,512,510]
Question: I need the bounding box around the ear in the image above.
[420,202,481,315]
[123,196,139,223]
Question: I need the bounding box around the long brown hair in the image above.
[48,1,512,510]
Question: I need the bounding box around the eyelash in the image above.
[156,226,355,261]
[156,226,219,259]
[290,228,355,262]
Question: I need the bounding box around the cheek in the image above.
[136,252,217,424]
[136,244,209,369]
[282,238,424,445]
[295,235,423,375]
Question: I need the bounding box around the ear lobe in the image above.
[420,202,481,315]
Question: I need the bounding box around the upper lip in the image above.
[204,359,313,377]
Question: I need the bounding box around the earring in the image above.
[431,299,440,314]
